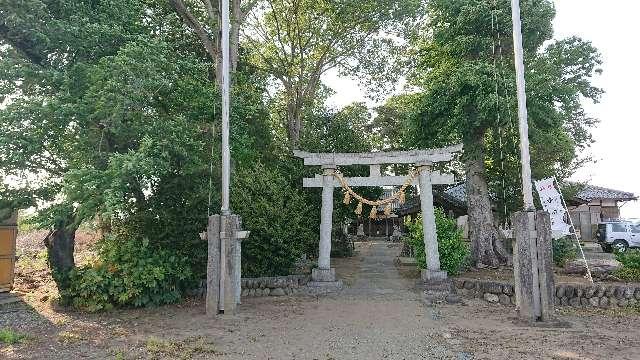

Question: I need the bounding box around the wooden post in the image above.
[0,212,17,293]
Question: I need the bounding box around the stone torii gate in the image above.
[294,144,462,290]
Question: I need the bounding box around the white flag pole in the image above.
[220,0,231,215]
[510,0,535,211]
[553,177,593,283]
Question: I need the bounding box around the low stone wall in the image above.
[454,278,640,308]
[188,274,311,299]
[241,275,310,297]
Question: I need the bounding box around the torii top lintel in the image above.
[293,144,463,166]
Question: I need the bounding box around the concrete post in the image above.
[221,215,240,313]
[312,165,337,282]
[205,215,221,316]
[206,214,243,315]
[535,211,555,320]
[512,210,555,323]
[233,221,242,305]
[417,163,446,282]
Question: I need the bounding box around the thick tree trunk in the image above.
[464,132,510,268]
[43,218,78,293]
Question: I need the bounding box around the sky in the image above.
[324,0,640,218]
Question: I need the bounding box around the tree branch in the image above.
[169,0,219,63]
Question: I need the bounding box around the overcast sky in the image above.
[325,0,640,218]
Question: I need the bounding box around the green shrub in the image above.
[63,235,194,311]
[231,162,318,277]
[614,250,640,282]
[405,208,469,275]
[614,268,640,282]
[616,249,640,269]
[552,237,577,267]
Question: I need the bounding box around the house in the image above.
[566,185,637,241]
[396,182,637,241]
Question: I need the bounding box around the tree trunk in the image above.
[43,217,78,293]
[464,131,510,268]
[286,97,301,147]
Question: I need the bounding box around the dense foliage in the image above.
[63,235,194,311]
[405,208,469,275]
[232,162,318,277]
[614,250,640,282]
[552,237,577,267]
[381,0,602,267]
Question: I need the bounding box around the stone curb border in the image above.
[454,278,640,308]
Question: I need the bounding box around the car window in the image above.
[611,223,627,233]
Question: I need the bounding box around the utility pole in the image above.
[220,0,231,215]
[510,0,534,211]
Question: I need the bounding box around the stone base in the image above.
[422,278,460,305]
[312,268,336,282]
[421,269,448,283]
[305,280,344,295]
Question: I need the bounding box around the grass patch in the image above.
[0,328,27,345]
[144,336,219,359]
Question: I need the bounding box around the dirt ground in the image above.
[2,238,640,359]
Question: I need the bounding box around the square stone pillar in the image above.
[206,214,243,316]
[417,162,446,283]
[512,210,555,323]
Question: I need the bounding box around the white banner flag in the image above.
[534,178,571,238]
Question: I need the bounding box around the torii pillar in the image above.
[416,161,447,283]
[313,165,338,283]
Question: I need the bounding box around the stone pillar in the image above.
[313,165,336,282]
[512,210,555,323]
[417,162,446,282]
[206,214,241,316]
[220,214,238,314]
[205,215,221,316]
[535,211,555,320]
[233,234,242,305]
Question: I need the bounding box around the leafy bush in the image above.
[614,250,640,282]
[62,235,194,311]
[616,249,640,269]
[405,208,469,275]
[231,162,318,277]
[614,268,640,282]
[552,237,577,267]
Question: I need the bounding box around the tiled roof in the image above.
[575,185,637,202]
[440,183,467,207]
[394,182,635,215]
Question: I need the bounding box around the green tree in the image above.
[244,0,422,146]
[405,0,602,267]
[0,0,273,295]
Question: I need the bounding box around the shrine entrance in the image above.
[294,145,462,291]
